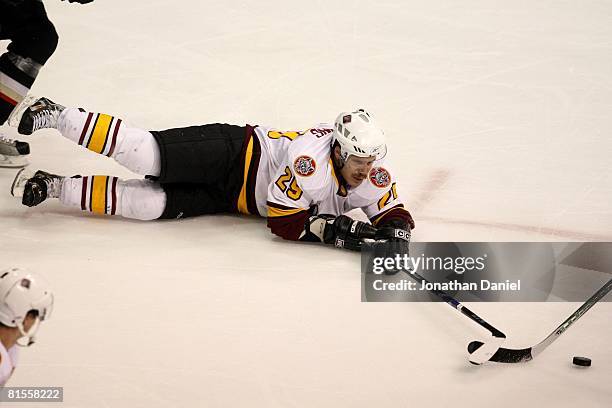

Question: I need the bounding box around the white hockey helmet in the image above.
[331,109,387,161]
[0,267,53,346]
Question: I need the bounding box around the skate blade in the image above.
[7,94,39,128]
[10,168,33,197]
[0,154,29,168]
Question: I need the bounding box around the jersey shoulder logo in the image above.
[293,155,317,177]
[369,167,391,188]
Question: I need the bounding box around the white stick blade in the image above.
[468,337,505,365]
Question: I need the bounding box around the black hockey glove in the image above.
[374,220,411,274]
[65,0,94,4]
[302,214,377,251]
[375,224,411,243]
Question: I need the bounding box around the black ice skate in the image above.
[11,169,64,207]
[17,97,65,135]
[0,132,30,168]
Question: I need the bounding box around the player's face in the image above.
[22,314,37,333]
[342,155,376,187]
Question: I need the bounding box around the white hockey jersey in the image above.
[235,124,408,240]
[0,341,18,386]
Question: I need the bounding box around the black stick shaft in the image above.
[403,270,505,338]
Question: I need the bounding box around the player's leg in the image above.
[150,123,249,185]
[151,123,254,216]
[158,183,232,219]
[0,0,58,124]
[0,131,30,167]
[16,98,162,176]
[10,168,234,220]
[17,100,250,186]
[0,0,58,167]
[11,169,166,221]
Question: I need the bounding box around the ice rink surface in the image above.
[1,0,611,407]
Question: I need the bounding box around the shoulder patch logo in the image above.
[369,167,391,188]
[293,155,317,177]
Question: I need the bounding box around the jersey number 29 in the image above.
[275,166,303,200]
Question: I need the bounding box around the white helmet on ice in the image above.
[331,109,387,162]
[0,267,53,347]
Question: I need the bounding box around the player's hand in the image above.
[328,215,377,251]
[302,214,377,251]
[65,0,94,4]
[374,225,411,242]
[374,222,411,274]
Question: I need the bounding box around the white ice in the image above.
[1,1,611,407]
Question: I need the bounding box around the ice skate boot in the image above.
[11,169,63,207]
[16,97,65,135]
[0,132,30,168]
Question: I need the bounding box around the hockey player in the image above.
[0,0,94,167]
[0,267,53,386]
[11,97,414,250]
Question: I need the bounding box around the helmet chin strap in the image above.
[16,318,41,347]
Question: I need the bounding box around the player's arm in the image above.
[266,201,312,241]
[265,159,315,241]
[363,181,415,260]
[267,203,377,251]
[266,156,376,250]
[300,213,377,251]
[371,204,414,230]
[365,178,415,231]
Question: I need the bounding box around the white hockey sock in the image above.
[57,108,161,176]
[60,176,166,221]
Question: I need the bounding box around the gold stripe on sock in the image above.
[87,114,113,154]
[91,176,109,214]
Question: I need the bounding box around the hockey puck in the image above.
[572,356,591,367]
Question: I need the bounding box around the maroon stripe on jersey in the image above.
[80,176,89,210]
[78,113,94,145]
[266,200,300,211]
[110,177,118,215]
[267,209,310,241]
[106,119,121,157]
[245,132,261,216]
[239,125,255,161]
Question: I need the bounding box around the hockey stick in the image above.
[467,277,612,363]
[369,233,506,364]
[399,268,506,365]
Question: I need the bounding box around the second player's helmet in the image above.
[0,267,53,346]
[331,109,387,161]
